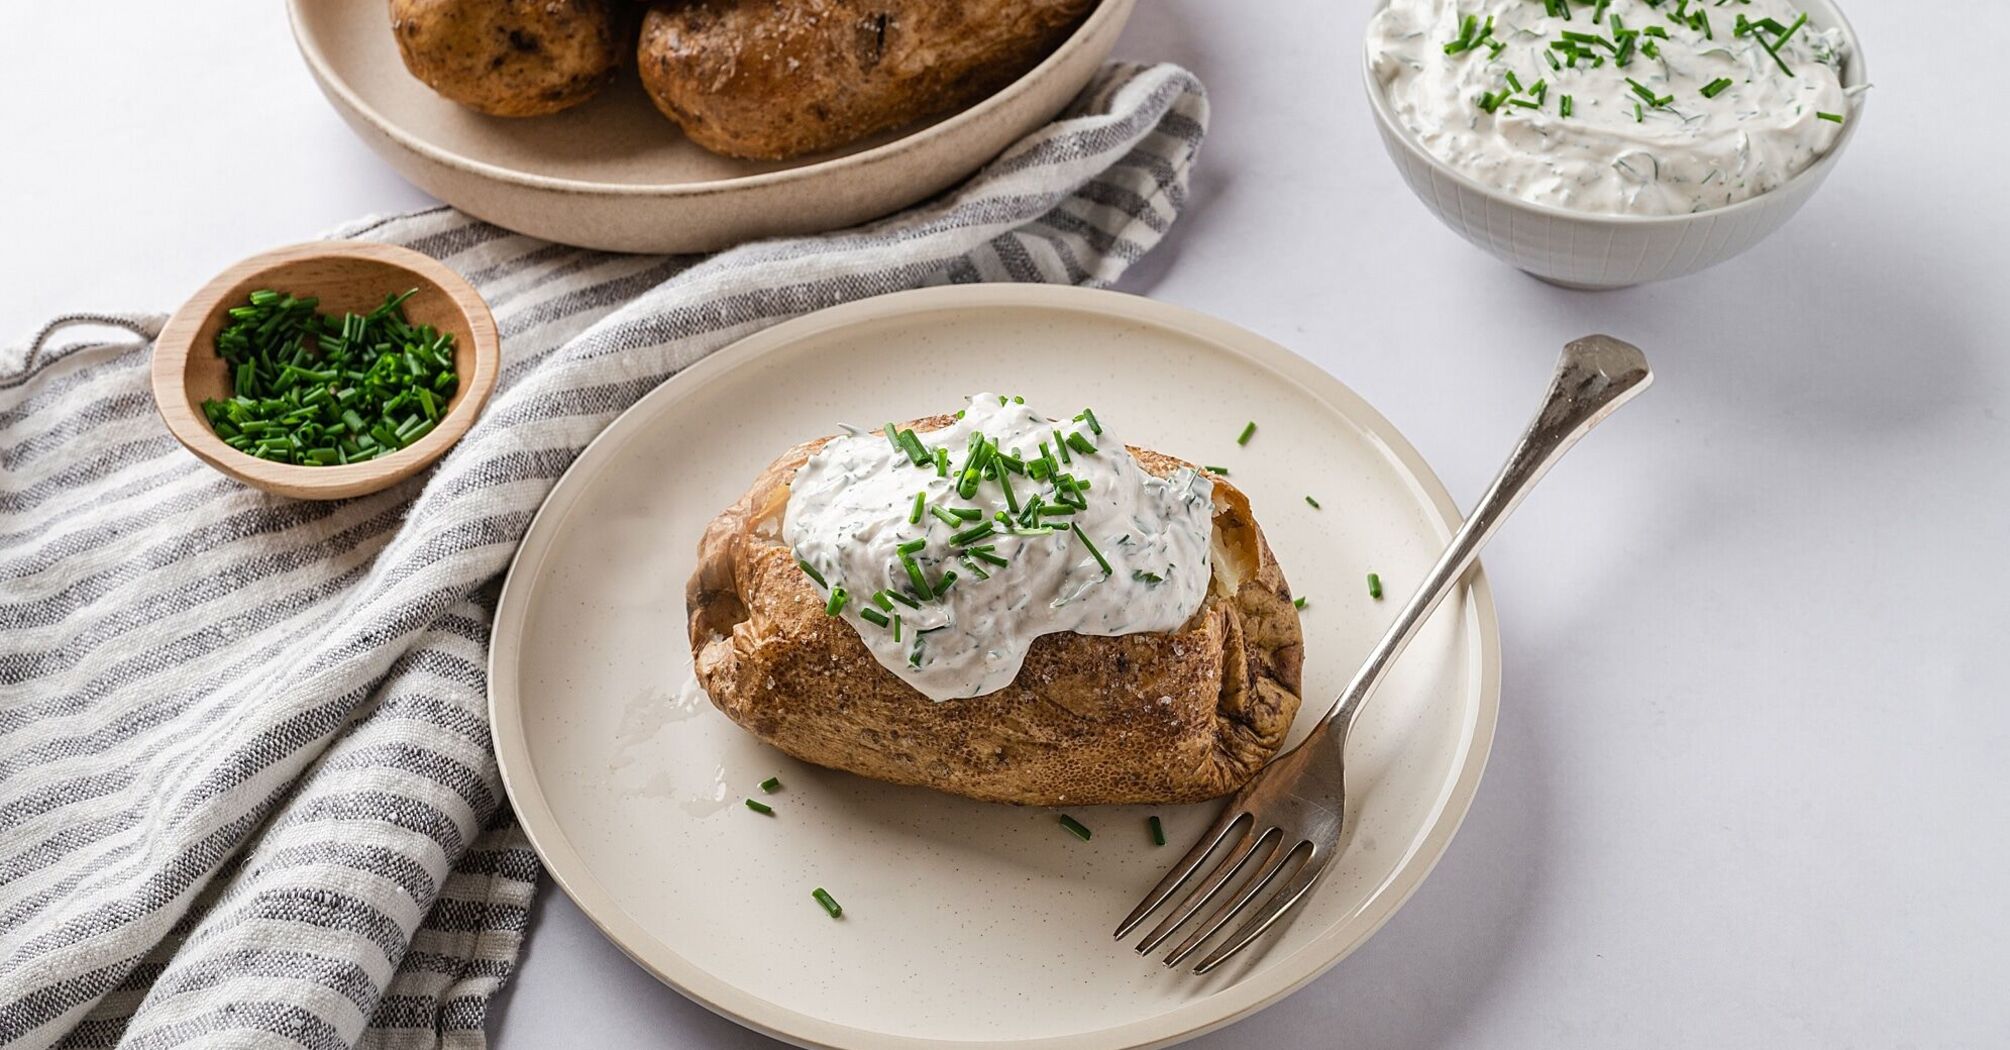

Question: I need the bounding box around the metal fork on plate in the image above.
[1115,335,1653,973]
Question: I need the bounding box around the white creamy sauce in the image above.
[1370,0,1855,215]
[783,394,1215,702]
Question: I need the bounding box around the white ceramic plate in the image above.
[490,285,1500,1048]
[287,0,1133,253]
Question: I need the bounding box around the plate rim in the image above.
[489,284,1502,1049]
[285,0,1137,199]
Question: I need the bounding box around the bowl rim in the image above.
[149,241,501,500]
[1359,0,1868,227]
[286,0,1136,200]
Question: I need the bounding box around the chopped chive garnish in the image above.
[930,505,965,528]
[745,798,774,815]
[1700,77,1734,99]
[1294,596,1307,610]
[1077,408,1102,435]
[760,776,781,793]
[897,537,927,555]
[1237,421,1256,446]
[885,589,921,610]
[934,447,949,477]
[1058,814,1092,841]
[200,288,458,466]
[1817,111,1844,123]
[1304,495,1321,510]
[948,507,983,520]
[811,887,842,918]
[1064,431,1098,456]
[860,606,890,628]
[824,587,849,616]
[909,491,926,525]
[971,548,1009,568]
[797,559,827,588]
[1053,429,1071,465]
[1070,523,1112,577]
[872,590,894,612]
[892,613,902,642]
[1560,94,1574,118]
[900,555,931,597]
[932,571,958,598]
[1148,815,1165,846]
[1368,572,1384,600]
[948,521,996,547]
[1203,465,1229,475]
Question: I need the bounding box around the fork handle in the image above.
[1322,335,1653,730]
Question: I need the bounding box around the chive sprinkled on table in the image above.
[1059,814,1092,841]
[811,887,842,919]
[744,798,774,816]
[1236,421,1256,446]
[759,776,781,793]
[199,288,459,465]
[1148,815,1166,846]
[1368,572,1384,600]
[1304,495,1321,510]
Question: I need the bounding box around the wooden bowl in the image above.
[150,242,500,500]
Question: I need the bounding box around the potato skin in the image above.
[687,417,1305,806]
[391,0,625,117]
[637,0,1097,160]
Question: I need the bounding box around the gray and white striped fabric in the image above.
[0,63,1206,1049]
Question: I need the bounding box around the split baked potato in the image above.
[637,0,1098,159]
[687,416,1305,806]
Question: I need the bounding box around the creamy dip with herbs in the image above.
[783,394,1214,702]
[1369,0,1858,215]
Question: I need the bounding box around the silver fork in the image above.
[1116,335,1653,974]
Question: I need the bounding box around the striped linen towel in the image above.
[0,62,1206,1049]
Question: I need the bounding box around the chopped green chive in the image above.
[1560,94,1574,118]
[1817,111,1844,123]
[929,505,965,528]
[1064,431,1098,457]
[1076,408,1102,435]
[1058,814,1092,841]
[900,555,931,597]
[1700,77,1734,99]
[1203,465,1229,475]
[931,571,959,598]
[1148,815,1165,846]
[948,521,996,547]
[760,776,781,793]
[885,589,921,610]
[1236,421,1257,446]
[1304,495,1321,510]
[812,887,842,918]
[797,559,827,588]
[970,548,1009,569]
[892,613,902,642]
[824,586,849,616]
[745,798,774,816]
[934,447,949,477]
[1070,523,1112,577]
[1293,596,1307,610]
[860,606,890,628]
[908,491,926,525]
[1368,573,1384,600]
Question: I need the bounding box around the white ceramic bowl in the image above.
[1361,0,1867,289]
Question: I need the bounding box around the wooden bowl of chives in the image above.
[151,241,500,500]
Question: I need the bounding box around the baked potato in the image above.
[687,411,1305,806]
[390,0,626,117]
[637,0,1098,160]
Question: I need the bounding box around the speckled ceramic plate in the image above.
[489,285,1500,1048]
[287,0,1133,253]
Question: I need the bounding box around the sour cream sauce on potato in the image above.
[1370,0,1853,215]
[785,394,1214,702]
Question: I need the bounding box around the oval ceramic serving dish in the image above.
[489,285,1501,1048]
[288,0,1135,253]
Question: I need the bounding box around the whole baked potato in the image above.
[687,412,1305,806]
[390,0,626,117]
[637,0,1098,160]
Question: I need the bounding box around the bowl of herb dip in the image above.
[1363,0,1867,288]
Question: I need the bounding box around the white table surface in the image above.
[6,2,2005,1047]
